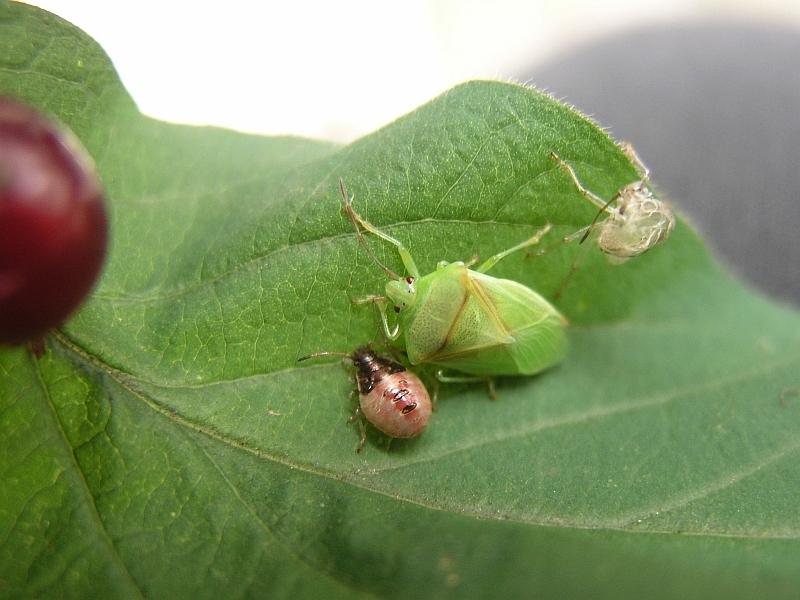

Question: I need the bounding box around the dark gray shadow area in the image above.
[520,21,800,306]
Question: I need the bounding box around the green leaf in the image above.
[2,4,800,599]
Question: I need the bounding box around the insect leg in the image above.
[526,224,587,258]
[487,378,497,400]
[347,405,368,452]
[621,142,650,180]
[476,223,552,274]
[368,338,404,363]
[339,179,420,279]
[352,294,388,305]
[550,151,609,212]
[436,370,498,400]
[552,234,595,300]
[353,295,401,340]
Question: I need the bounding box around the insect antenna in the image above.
[579,197,616,244]
[339,179,403,281]
[297,351,351,362]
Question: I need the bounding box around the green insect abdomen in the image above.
[470,274,568,375]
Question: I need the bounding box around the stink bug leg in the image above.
[436,370,498,400]
[352,294,402,341]
[298,344,432,452]
[346,406,368,453]
[339,180,567,389]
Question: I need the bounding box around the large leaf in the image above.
[2,4,800,599]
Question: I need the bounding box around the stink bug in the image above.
[298,345,432,452]
[535,144,676,297]
[339,180,567,389]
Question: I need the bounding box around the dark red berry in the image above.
[0,97,108,346]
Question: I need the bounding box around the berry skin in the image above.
[0,97,108,346]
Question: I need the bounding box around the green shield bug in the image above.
[298,345,432,452]
[339,180,568,393]
[535,144,676,297]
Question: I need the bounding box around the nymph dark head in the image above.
[350,345,405,395]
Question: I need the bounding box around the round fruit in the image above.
[0,97,108,346]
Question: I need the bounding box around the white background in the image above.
[21,0,800,142]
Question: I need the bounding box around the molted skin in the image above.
[595,181,675,260]
[350,347,432,439]
[550,146,675,263]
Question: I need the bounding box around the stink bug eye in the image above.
[339,179,567,395]
[298,344,432,452]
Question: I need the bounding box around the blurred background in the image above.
[21,0,800,306]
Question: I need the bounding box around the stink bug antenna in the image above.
[298,351,351,362]
[339,179,403,281]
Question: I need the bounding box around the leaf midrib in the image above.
[52,331,800,538]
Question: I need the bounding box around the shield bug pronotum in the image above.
[534,143,676,297]
[339,180,568,394]
[298,345,432,452]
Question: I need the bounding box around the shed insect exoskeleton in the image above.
[298,345,432,452]
[536,144,676,297]
[339,180,567,395]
